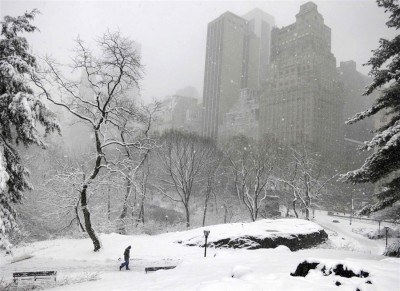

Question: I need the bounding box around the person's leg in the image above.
[120,260,127,270]
[126,259,130,270]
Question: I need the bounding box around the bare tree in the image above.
[155,130,219,227]
[201,154,223,226]
[33,31,145,251]
[277,145,335,220]
[41,152,96,233]
[135,163,150,225]
[115,102,159,234]
[225,135,276,222]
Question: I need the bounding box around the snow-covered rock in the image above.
[177,219,328,251]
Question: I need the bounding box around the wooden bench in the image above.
[13,271,57,283]
[145,266,176,273]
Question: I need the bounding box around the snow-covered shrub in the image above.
[383,241,400,257]
[57,272,99,286]
[0,278,13,291]
[367,230,384,239]
[353,226,399,240]
[231,265,253,278]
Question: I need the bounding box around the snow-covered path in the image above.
[1,218,399,291]
[0,257,178,277]
[314,211,386,255]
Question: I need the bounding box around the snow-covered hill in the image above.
[0,215,399,290]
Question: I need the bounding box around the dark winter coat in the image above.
[124,246,131,260]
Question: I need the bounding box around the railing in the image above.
[327,212,399,228]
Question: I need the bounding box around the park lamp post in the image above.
[384,226,390,247]
[349,193,355,225]
[203,230,210,257]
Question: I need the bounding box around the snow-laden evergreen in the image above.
[0,10,59,252]
[340,0,400,214]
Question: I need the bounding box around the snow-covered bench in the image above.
[145,266,176,273]
[13,271,57,283]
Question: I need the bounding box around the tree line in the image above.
[1,0,399,253]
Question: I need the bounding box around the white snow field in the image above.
[1,212,399,291]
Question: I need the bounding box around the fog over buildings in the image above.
[1,0,396,157]
[1,0,394,101]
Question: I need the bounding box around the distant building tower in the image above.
[220,88,260,141]
[171,95,202,134]
[202,10,274,140]
[242,8,275,87]
[259,2,343,158]
[152,95,202,135]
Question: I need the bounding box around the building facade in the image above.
[259,2,343,158]
[219,88,260,141]
[153,95,202,135]
[202,10,274,140]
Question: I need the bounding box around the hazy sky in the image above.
[1,0,396,103]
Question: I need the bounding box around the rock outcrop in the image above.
[184,229,328,251]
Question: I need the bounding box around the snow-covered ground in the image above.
[314,211,398,254]
[1,212,399,290]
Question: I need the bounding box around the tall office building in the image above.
[202,10,274,140]
[242,8,275,87]
[259,2,343,158]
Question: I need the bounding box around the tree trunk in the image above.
[75,201,85,232]
[285,204,290,217]
[81,185,101,251]
[118,177,131,234]
[140,201,145,224]
[292,199,299,218]
[136,197,145,226]
[202,181,212,227]
[184,204,190,228]
[80,130,102,251]
[305,207,310,220]
[222,204,228,223]
[304,173,311,220]
[107,188,111,221]
[202,201,208,227]
[253,200,258,221]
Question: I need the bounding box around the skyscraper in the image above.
[202,10,274,140]
[259,2,343,158]
[242,8,275,87]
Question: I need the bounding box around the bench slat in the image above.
[13,271,56,277]
[13,271,57,283]
[145,266,176,273]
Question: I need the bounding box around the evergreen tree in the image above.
[0,10,59,252]
[340,0,400,214]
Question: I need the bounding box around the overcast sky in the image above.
[1,0,396,103]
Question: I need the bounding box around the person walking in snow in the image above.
[120,245,131,270]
